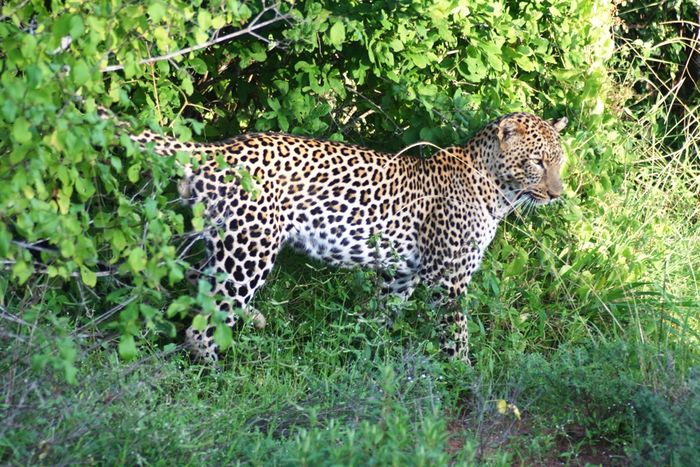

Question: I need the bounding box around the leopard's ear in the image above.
[497,116,525,149]
[550,116,568,133]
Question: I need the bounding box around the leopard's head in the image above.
[491,113,568,206]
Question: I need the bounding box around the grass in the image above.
[2,310,698,465]
[2,246,699,465]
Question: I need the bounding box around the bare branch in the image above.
[0,260,117,279]
[75,295,138,332]
[12,240,55,254]
[0,0,31,22]
[101,6,291,73]
[0,305,31,327]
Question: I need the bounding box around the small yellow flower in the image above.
[509,403,522,420]
[497,399,508,414]
[496,400,522,420]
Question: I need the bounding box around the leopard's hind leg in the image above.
[186,196,284,362]
[378,270,419,326]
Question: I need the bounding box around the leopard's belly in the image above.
[284,206,422,276]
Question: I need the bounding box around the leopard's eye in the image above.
[530,159,545,169]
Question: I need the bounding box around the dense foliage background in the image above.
[1,0,698,464]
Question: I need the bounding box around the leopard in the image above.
[110,109,568,363]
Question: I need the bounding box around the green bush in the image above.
[514,342,700,466]
[630,369,700,466]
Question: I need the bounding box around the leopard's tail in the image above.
[97,106,207,158]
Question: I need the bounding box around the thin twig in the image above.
[0,0,31,21]
[101,7,290,73]
[0,306,31,327]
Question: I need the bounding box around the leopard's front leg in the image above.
[420,264,474,365]
[423,247,482,364]
[418,199,489,365]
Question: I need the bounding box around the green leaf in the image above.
[123,53,139,78]
[390,39,404,52]
[128,248,147,272]
[12,260,33,284]
[72,60,91,86]
[514,54,536,72]
[121,303,139,323]
[144,198,158,219]
[53,14,71,37]
[505,249,529,277]
[212,15,226,29]
[21,35,37,57]
[110,156,123,172]
[80,266,97,287]
[12,117,32,144]
[238,168,260,200]
[64,364,78,385]
[238,3,252,20]
[173,123,192,142]
[277,113,289,132]
[329,21,345,47]
[182,76,193,95]
[127,163,141,183]
[111,230,127,252]
[168,263,184,284]
[0,225,10,257]
[417,84,437,96]
[192,202,205,232]
[214,323,233,350]
[409,53,429,69]
[69,15,84,38]
[166,295,194,318]
[190,58,207,74]
[140,303,158,322]
[147,3,167,22]
[192,314,208,331]
[118,334,137,361]
[198,10,212,29]
[60,238,75,258]
[74,176,96,199]
[192,216,204,232]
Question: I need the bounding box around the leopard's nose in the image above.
[546,178,563,199]
[546,170,563,199]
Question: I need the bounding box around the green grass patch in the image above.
[2,316,698,465]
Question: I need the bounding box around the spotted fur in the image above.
[120,112,567,363]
